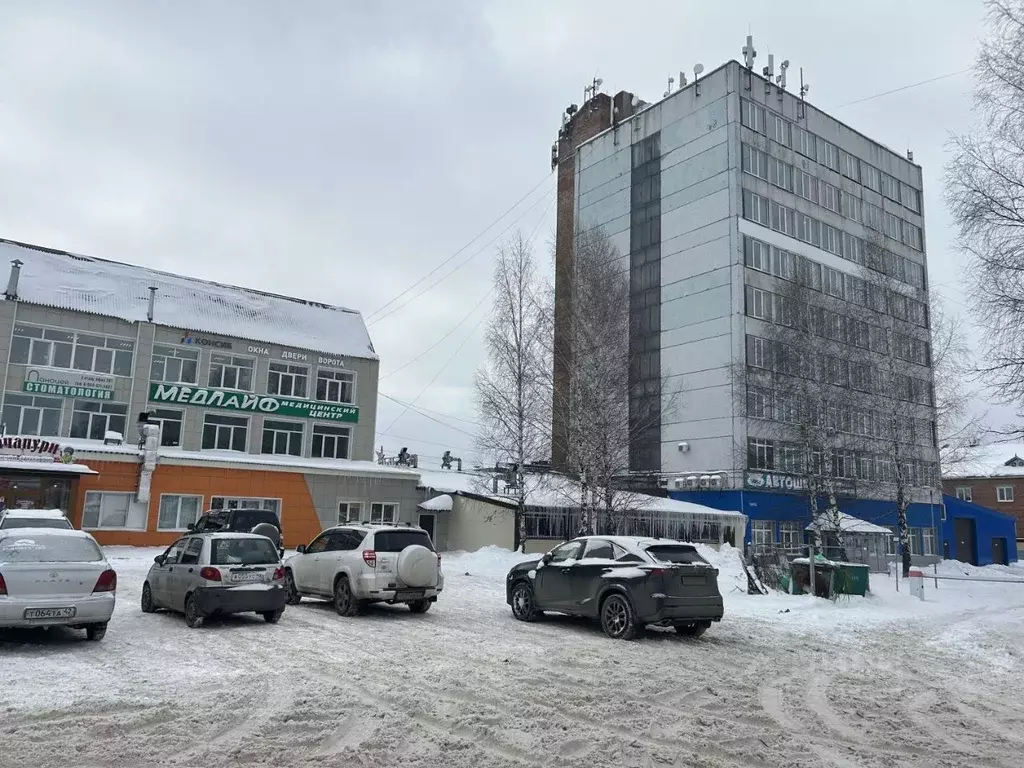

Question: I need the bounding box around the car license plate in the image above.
[231,571,263,583]
[395,589,424,600]
[24,607,77,620]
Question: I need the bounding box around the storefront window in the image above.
[0,476,72,513]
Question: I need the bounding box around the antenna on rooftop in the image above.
[798,67,810,118]
[693,63,705,97]
[742,34,757,69]
[664,75,675,98]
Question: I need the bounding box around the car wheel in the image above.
[407,599,431,614]
[85,623,107,641]
[510,581,540,622]
[674,621,711,638]
[284,570,302,605]
[262,607,285,624]
[184,594,204,628]
[333,577,359,617]
[141,582,157,613]
[600,593,637,640]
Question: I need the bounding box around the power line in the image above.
[380,391,480,438]
[379,392,481,427]
[378,192,555,381]
[368,183,555,326]
[834,69,970,110]
[366,173,552,322]
[375,430,475,451]
[381,311,488,435]
[379,288,494,381]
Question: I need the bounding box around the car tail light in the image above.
[93,569,117,593]
[436,553,442,566]
[0,572,6,596]
[199,567,222,582]
[362,550,376,567]
[273,567,285,581]
[649,568,667,576]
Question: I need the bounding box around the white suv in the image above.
[284,523,443,615]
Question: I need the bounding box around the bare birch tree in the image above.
[947,0,1024,434]
[735,254,856,557]
[853,238,940,577]
[930,295,986,471]
[475,233,551,551]
[552,227,681,535]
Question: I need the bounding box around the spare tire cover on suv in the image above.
[397,545,438,588]
[251,522,281,548]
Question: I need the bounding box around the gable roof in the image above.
[0,238,377,361]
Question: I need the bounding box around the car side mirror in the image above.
[186,523,195,531]
[296,544,306,554]
[541,553,553,565]
[154,555,164,565]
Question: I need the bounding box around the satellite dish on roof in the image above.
[693,63,705,76]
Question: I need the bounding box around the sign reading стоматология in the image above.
[22,368,115,400]
[148,383,358,423]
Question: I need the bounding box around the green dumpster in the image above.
[790,557,870,597]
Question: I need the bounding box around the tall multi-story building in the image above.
[552,55,945,553]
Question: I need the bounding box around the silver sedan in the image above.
[0,528,116,641]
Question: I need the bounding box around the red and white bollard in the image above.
[908,568,925,601]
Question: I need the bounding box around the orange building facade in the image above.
[46,441,426,550]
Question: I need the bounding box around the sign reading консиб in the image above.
[148,383,358,423]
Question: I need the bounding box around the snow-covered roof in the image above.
[0,238,377,361]
[418,494,452,512]
[61,438,417,479]
[806,512,892,536]
[417,470,744,519]
[416,470,486,495]
[945,443,1024,480]
[0,458,97,475]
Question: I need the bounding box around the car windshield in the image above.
[0,535,103,563]
[374,530,434,552]
[230,510,278,531]
[644,545,709,565]
[210,538,280,565]
[0,518,72,529]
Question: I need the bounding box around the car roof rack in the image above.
[347,521,420,528]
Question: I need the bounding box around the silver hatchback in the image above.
[142,533,286,628]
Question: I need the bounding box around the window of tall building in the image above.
[261,419,303,456]
[208,354,254,391]
[150,408,184,447]
[1,393,62,436]
[202,413,248,452]
[268,362,308,398]
[150,345,199,385]
[312,424,351,459]
[747,438,774,470]
[316,370,355,404]
[70,400,128,440]
[11,325,134,376]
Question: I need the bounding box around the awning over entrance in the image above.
[0,459,97,475]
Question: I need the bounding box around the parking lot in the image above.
[3,546,1024,768]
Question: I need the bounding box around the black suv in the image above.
[189,508,284,556]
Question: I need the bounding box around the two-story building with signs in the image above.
[0,237,423,547]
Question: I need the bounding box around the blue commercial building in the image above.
[669,488,1018,567]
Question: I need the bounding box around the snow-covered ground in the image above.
[3,545,1024,768]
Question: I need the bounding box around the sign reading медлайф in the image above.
[148,383,358,423]
[22,368,115,400]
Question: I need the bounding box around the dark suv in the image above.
[189,508,284,556]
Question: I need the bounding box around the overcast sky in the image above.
[0,1,992,467]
